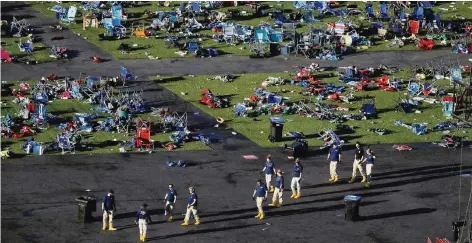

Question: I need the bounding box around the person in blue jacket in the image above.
[164,184,177,222]
[262,155,276,192]
[327,144,342,182]
[102,189,117,231]
[362,149,376,188]
[181,186,200,226]
[269,169,284,207]
[253,179,268,219]
[135,203,152,242]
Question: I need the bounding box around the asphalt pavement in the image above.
[2,3,472,243]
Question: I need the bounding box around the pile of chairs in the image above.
[199,89,229,108]
[50,45,69,59]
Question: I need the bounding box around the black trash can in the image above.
[269,117,284,142]
[76,196,97,223]
[344,195,361,221]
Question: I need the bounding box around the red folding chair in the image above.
[135,121,153,150]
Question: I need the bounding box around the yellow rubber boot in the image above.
[332,176,339,182]
[328,176,334,182]
[361,176,367,183]
[195,219,201,225]
[268,201,277,207]
[294,193,301,199]
[259,213,264,220]
[269,185,274,193]
[167,216,173,222]
[348,177,356,183]
[108,224,117,231]
[290,193,296,198]
[142,234,146,242]
[102,224,107,231]
[255,212,261,218]
[140,234,143,241]
[181,220,189,226]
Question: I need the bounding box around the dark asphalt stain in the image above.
[225,173,237,184]
[22,209,33,216]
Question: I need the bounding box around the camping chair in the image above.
[379,3,390,21]
[418,38,434,50]
[360,97,377,118]
[318,130,344,149]
[18,40,33,53]
[282,23,296,43]
[223,24,236,44]
[61,5,77,24]
[135,120,154,150]
[409,20,420,34]
[187,42,200,53]
[408,80,421,96]
[413,6,424,21]
[120,66,136,86]
[334,21,345,36]
[442,97,454,117]
[251,29,270,57]
[365,4,375,21]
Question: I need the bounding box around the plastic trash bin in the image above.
[344,195,361,221]
[269,117,284,142]
[76,196,97,223]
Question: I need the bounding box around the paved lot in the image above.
[2,2,472,243]
[2,144,471,243]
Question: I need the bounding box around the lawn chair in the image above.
[409,20,420,34]
[251,29,270,57]
[223,24,236,44]
[318,130,344,149]
[442,97,454,117]
[119,66,136,86]
[18,39,33,53]
[186,42,200,54]
[135,120,154,151]
[408,79,422,96]
[365,3,375,21]
[61,5,77,24]
[360,96,377,119]
[379,3,390,21]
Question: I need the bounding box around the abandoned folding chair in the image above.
[251,29,270,57]
[222,24,236,44]
[408,79,422,96]
[442,97,454,117]
[135,120,154,151]
[61,5,77,24]
[18,39,34,53]
[379,3,390,21]
[365,3,375,21]
[360,96,377,119]
[318,130,344,149]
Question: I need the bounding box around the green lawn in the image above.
[0,81,210,155]
[1,35,58,63]
[156,71,470,148]
[29,1,472,59]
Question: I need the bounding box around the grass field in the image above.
[0,81,210,155]
[156,71,470,148]
[1,35,58,63]
[29,1,472,59]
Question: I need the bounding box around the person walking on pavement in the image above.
[262,155,276,193]
[253,179,268,219]
[164,184,177,222]
[327,144,342,182]
[291,158,303,199]
[269,169,284,207]
[102,189,117,231]
[363,149,376,188]
[135,203,152,242]
[349,142,367,183]
[181,186,200,226]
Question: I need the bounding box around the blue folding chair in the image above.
[380,4,390,21]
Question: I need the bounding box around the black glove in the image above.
[252,197,255,201]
